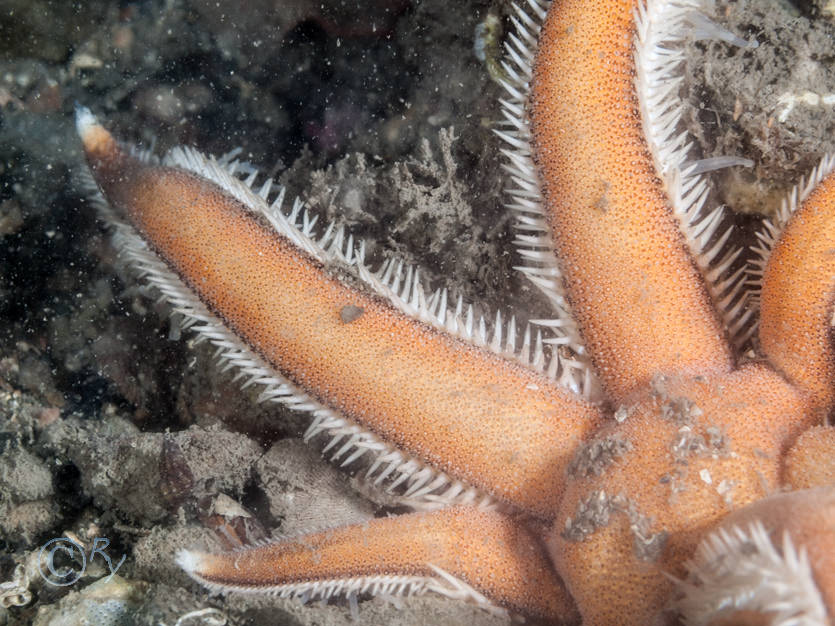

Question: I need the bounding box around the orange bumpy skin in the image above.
[530,0,731,402]
[786,425,835,490]
[548,367,817,624]
[181,507,577,622]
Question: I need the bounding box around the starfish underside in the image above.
[77,0,835,624]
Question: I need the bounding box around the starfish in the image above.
[75,0,835,624]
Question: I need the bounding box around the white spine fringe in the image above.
[495,0,600,400]
[497,0,759,362]
[679,521,827,626]
[177,549,503,617]
[635,0,756,348]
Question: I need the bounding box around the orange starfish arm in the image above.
[177,507,577,622]
[529,0,731,401]
[681,487,835,623]
[760,169,835,416]
[77,111,602,520]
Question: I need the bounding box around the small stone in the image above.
[613,405,631,423]
[340,304,365,323]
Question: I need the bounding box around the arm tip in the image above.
[75,105,119,161]
[74,103,97,137]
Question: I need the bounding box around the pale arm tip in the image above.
[175,548,206,577]
[74,103,98,138]
[75,105,120,162]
